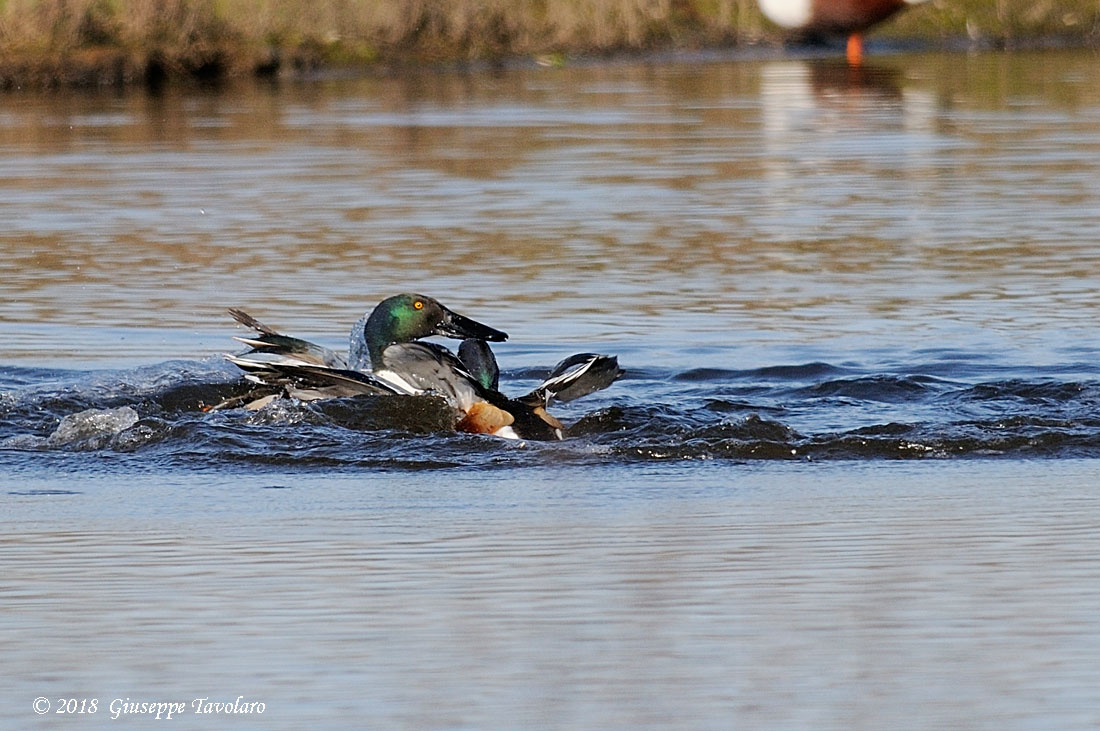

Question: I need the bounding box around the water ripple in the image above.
[4,359,1100,468]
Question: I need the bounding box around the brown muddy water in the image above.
[4,50,1100,728]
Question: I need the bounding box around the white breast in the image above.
[757,0,813,29]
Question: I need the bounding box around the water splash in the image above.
[3,359,1100,467]
[4,406,139,451]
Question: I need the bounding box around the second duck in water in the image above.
[225,293,622,441]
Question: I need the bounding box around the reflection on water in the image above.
[2,52,1100,367]
[6,50,1100,728]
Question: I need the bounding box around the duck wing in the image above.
[376,342,485,410]
[521,353,624,406]
[229,308,348,369]
[226,354,403,397]
[458,340,623,405]
[379,342,564,439]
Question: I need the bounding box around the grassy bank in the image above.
[1,0,1098,86]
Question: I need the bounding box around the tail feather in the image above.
[228,308,347,368]
[229,307,282,336]
[232,335,285,350]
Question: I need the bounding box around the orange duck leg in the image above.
[846,31,864,66]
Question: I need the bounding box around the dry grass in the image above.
[887,0,1100,41]
[1,0,1097,86]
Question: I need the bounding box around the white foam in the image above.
[47,406,139,448]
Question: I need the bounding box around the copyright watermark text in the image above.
[32,696,265,720]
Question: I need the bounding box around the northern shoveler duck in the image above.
[222,294,622,441]
[458,338,624,408]
[757,0,928,65]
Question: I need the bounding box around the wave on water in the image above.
[3,357,1100,469]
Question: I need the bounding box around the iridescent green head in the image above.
[363,294,507,367]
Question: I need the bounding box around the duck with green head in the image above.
[458,338,624,408]
[225,293,595,439]
[348,294,505,372]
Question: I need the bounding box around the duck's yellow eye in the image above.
[414,300,424,310]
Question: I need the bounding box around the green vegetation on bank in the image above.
[1,0,1097,86]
